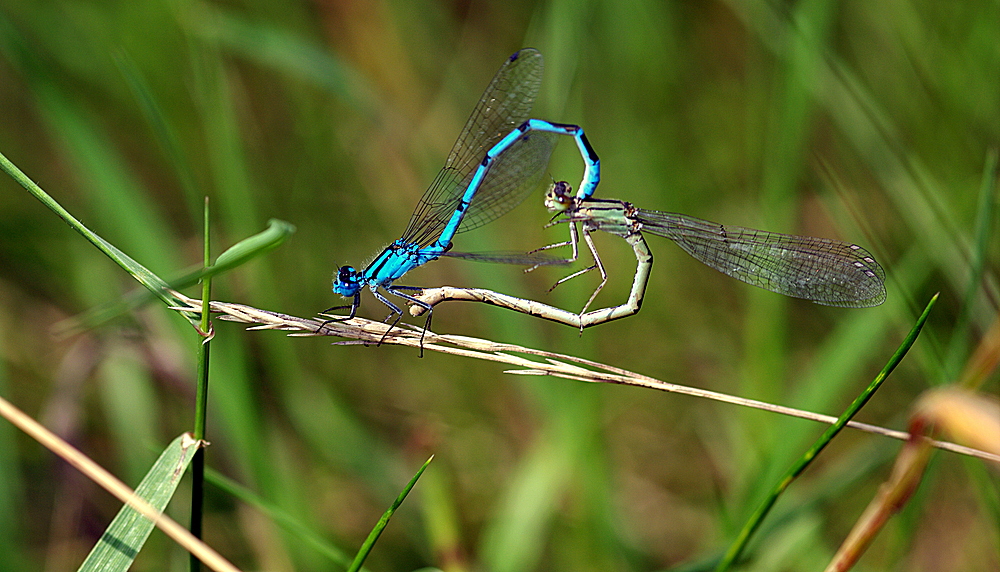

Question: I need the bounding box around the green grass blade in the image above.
[714,293,939,572]
[55,219,296,335]
[0,149,178,310]
[213,219,297,270]
[78,433,201,571]
[2,143,292,334]
[348,456,434,572]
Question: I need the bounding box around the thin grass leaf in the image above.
[713,293,939,572]
[348,456,434,572]
[78,433,200,571]
[213,219,297,269]
[1,102,292,334]
[0,150,180,311]
[55,219,296,336]
[827,388,1000,571]
[0,396,238,571]
[167,292,996,462]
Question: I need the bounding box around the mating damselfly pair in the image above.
[321,48,886,347]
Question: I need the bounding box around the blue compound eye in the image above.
[333,266,361,296]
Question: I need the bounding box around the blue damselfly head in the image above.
[333,266,362,297]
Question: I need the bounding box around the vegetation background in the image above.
[0,0,996,570]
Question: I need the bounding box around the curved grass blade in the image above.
[213,218,297,269]
[348,456,434,572]
[713,293,938,572]
[79,434,201,571]
[0,150,177,308]
[2,148,295,333]
[0,396,237,571]
[55,219,296,336]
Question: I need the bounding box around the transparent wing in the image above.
[440,248,568,266]
[456,130,558,233]
[401,49,544,247]
[636,210,887,307]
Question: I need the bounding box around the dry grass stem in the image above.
[0,396,241,572]
[168,293,1000,464]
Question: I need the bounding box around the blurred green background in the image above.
[0,0,997,570]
